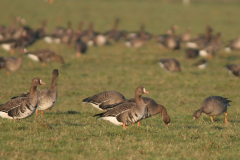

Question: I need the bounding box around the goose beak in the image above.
[144,91,149,94]
[40,81,46,85]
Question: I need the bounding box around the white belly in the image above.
[28,54,40,61]
[102,117,123,126]
[0,112,13,119]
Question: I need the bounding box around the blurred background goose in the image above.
[193,96,231,123]
[226,64,240,76]
[159,58,181,72]
[225,35,240,52]
[25,49,65,66]
[0,77,45,119]
[0,47,23,75]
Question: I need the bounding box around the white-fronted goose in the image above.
[157,25,180,50]
[193,59,207,69]
[225,35,240,52]
[14,69,59,116]
[185,48,199,59]
[125,25,148,48]
[94,86,149,129]
[25,49,65,66]
[83,91,126,111]
[159,58,181,72]
[0,48,23,75]
[102,97,170,127]
[186,25,213,49]
[193,96,231,123]
[74,38,87,57]
[226,64,240,76]
[0,77,45,119]
[179,27,191,42]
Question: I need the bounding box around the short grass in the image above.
[0,0,240,159]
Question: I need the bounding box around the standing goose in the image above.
[94,86,149,129]
[82,91,126,111]
[0,48,23,75]
[25,49,65,66]
[102,97,170,127]
[0,77,45,119]
[193,96,231,123]
[159,58,181,72]
[226,64,240,76]
[14,69,59,116]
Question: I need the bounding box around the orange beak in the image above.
[41,81,46,85]
[144,91,149,94]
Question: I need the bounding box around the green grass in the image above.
[0,0,240,159]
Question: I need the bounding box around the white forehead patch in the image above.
[40,79,42,84]
[143,88,146,92]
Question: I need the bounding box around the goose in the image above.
[186,25,213,49]
[74,38,87,57]
[125,25,148,48]
[159,58,181,72]
[13,69,59,116]
[193,96,231,124]
[94,86,149,129]
[193,59,207,69]
[226,64,240,76]
[82,91,126,111]
[0,77,45,119]
[0,48,23,75]
[157,25,180,50]
[102,97,170,127]
[225,35,240,52]
[25,49,65,66]
[185,48,199,59]
[179,27,191,42]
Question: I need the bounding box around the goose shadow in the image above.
[52,121,86,127]
[45,110,81,115]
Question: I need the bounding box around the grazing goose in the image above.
[185,48,199,59]
[159,58,181,72]
[25,49,65,66]
[74,38,87,57]
[157,25,180,50]
[193,59,207,69]
[0,77,45,119]
[0,48,23,75]
[102,97,170,127]
[82,91,126,111]
[193,96,231,123]
[14,69,59,116]
[225,35,240,52]
[94,86,149,129]
[226,64,240,76]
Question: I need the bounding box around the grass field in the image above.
[0,0,240,159]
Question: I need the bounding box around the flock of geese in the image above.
[0,18,240,74]
[0,18,238,129]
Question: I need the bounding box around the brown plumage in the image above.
[83,91,126,111]
[94,86,149,129]
[159,58,181,72]
[0,77,45,119]
[102,97,170,127]
[25,49,65,66]
[193,96,231,123]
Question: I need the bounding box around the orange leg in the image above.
[49,0,54,4]
[225,112,228,124]
[41,111,44,117]
[7,71,10,75]
[210,116,214,122]
[10,49,15,55]
[138,121,140,126]
[123,123,126,129]
[36,110,39,116]
[42,63,46,67]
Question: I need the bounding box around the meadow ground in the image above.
[0,0,240,159]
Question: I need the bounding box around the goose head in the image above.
[31,77,46,87]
